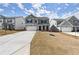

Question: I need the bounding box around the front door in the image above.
[43,26,45,31]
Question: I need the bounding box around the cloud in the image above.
[23,8,28,14]
[31,3,59,19]
[2,3,10,7]
[32,3,44,9]
[65,3,69,6]
[17,3,25,10]
[16,3,77,19]
[28,9,34,14]
[61,9,78,19]
[61,12,74,18]
[16,3,58,18]
[76,7,79,10]
[57,7,61,10]
[16,3,30,15]
[0,8,4,12]
[11,10,15,14]
[23,8,34,15]
[31,3,49,16]
[12,7,16,10]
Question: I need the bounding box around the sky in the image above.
[0,3,79,19]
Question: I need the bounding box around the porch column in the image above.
[37,26,39,31]
[75,26,77,37]
[45,26,47,31]
[60,27,61,32]
[41,26,43,31]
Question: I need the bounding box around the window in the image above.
[26,20,29,23]
[44,20,47,23]
[35,20,37,23]
[41,20,47,24]
[26,19,32,23]
[7,19,12,22]
[0,20,2,22]
[41,20,43,23]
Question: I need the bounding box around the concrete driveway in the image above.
[0,31,36,55]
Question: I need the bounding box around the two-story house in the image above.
[0,14,49,31]
[25,14,49,31]
[0,15,5,29]
[3,17,15,30]
[0,15,25,30]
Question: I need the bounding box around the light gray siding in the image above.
[15,17,25,30]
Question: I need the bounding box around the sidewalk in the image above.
[64,32,79,36]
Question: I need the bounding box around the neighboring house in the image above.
[0,15,25,30]
[14,16,25,30]
[0,15,5,29]
[59,16,79,32]
[49,19,57,28]
[50,16,79,32]
[25,14,49,31]
[0,15,15,30]
[49,19,64,32]
[4,17,15,30]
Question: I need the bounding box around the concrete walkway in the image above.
[64,32,79,36]
[0,31,36,55]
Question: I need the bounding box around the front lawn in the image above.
[0,30,21,36]
[30,31,79,55]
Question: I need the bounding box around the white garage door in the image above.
[61,27,73,32]
[26,26,37,31]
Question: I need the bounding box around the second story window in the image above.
[26,19,32,23]
[0,20,2,22]
[44,20,47,23]
[41,20,43,24]
[41,20,47,24]
[35,20,37,23]
[7,19,12,22]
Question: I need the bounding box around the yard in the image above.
[30,31,79,55]
[0,30,21,36]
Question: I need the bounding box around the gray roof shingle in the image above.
[53,19,64,25]
[37,17,49,20]
[25,14,49,20]
[67,16,79,26]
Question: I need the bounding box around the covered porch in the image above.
[38,26,49,31]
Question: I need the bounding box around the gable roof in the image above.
[25,14,37,19]
[25,14,49,20]
[66,16,79,26]
[59,16,79,27]
[59,20,73,27]
[53,19,64,25]
[50,25,59,31]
